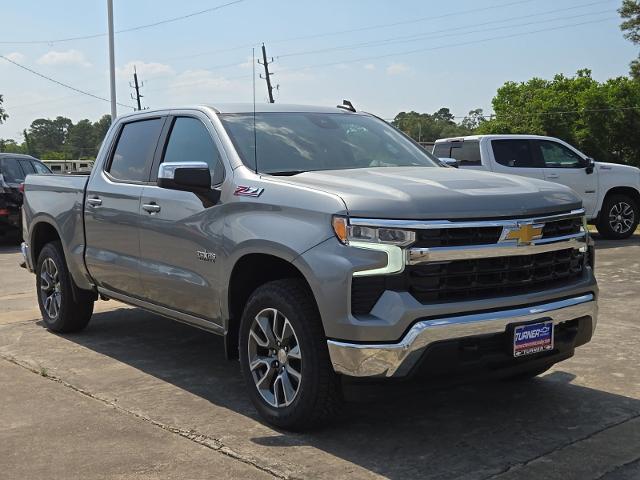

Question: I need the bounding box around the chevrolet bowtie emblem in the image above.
[503,223,544,245]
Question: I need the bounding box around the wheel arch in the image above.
[597,186,640,219]
[225,252,319,360]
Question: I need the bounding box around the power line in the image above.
[277,2,616,59]
[0,54,134,109]
[275,16,619,76]
[0,0,247,45]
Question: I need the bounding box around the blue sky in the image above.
[0,0,635,140]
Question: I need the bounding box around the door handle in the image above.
[546,174,559,179]
[87,197,102,207]
[142,203,161,214]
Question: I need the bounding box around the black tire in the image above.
[36,241,94,333]
[596,194,639,239]
[239,278,342,431]
[504,363,553,382]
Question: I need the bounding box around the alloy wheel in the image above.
[40,257,61,320]
[247,308,302,408]
[608,201,635,234]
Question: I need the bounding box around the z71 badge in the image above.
[196,250,216,262]
[234,185,264,197]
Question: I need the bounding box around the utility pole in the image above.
[130,66,144,111]
[258,43,275,103]
[107,0,117,121]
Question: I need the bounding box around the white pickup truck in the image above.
[433,135,640,239]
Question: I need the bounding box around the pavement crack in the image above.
[0,353,296,480]
[481,412,640,480]
[593,456,640,480]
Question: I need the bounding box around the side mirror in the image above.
[158,162,211,192]
[439,157,459,168]
[585,157,595,175]
[158,162,221,206]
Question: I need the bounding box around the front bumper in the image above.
[327,293,597,378]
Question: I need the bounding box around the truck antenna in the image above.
[252,47,258,174]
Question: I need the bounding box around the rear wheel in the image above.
[596,194,639,239]
[239,279,342,431]
[36,241,94,332]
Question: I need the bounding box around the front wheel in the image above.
[596,194,639,239]
[36,241,94,333]
[239,279,342,431]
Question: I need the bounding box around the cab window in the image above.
[491,139,543,168]
[108,118,164,182]
[537,140,585,168]
[161,117,224,185]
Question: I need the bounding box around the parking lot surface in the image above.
[1,235,639,479]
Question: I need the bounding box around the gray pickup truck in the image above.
[21,104,598,430]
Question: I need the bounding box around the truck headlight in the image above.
[332,216,415,246]
[332,216,413,277]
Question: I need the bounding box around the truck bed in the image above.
[22,174,92,290]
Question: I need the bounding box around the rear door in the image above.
[138,113,227,324]
[489,139,546,180]
[84,116,165,298]
[535,139,598,216]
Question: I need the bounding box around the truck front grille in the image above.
[351,249,585,315]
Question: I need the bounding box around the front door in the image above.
[535,140,599,217]
[84,116,165,298]
[138,114,227,325]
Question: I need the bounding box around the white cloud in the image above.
[239,56,254,69]
[116,60,174,79]
[5,52,25,63]
[364,63,376,70]
[37,49,91,67]
[171,69,233,91]
[386,63,410,76]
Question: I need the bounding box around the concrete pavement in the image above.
[1,235,639,479]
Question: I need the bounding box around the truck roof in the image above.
[118,103,362,119]
[434,134,563,143]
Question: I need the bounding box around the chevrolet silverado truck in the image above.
[433,135,640,239]
[21,104,598,430]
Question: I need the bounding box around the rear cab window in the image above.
[107,118,164,182]
[433,140,481,166]
[32,161,51,174]
[491,139,543,168]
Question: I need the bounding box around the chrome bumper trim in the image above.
[327,294,597,378]
[20,242,33,272]
[407,233,586,264]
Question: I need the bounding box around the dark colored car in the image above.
[0,153,51,238]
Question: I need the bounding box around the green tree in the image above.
[26,116,73,157]
[66,119,96,158]
[0,94,8,124]
[620,0,640,79]
[477,69,640,166]
[92,114,111,152]
[392,108,475,142]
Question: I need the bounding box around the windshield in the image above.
[220,112,439,174]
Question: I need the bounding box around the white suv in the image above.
[433,135,640,239]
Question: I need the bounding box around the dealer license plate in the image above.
[513,320,554,357]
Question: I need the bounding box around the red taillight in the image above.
[0,208,10,216]
[18,183,25,193]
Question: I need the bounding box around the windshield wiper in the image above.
[265,170,307,176]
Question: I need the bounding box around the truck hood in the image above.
[280,167,582,219]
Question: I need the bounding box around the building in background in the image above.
[42,159,94,173]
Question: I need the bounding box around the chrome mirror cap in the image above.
[158,162,210,180]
